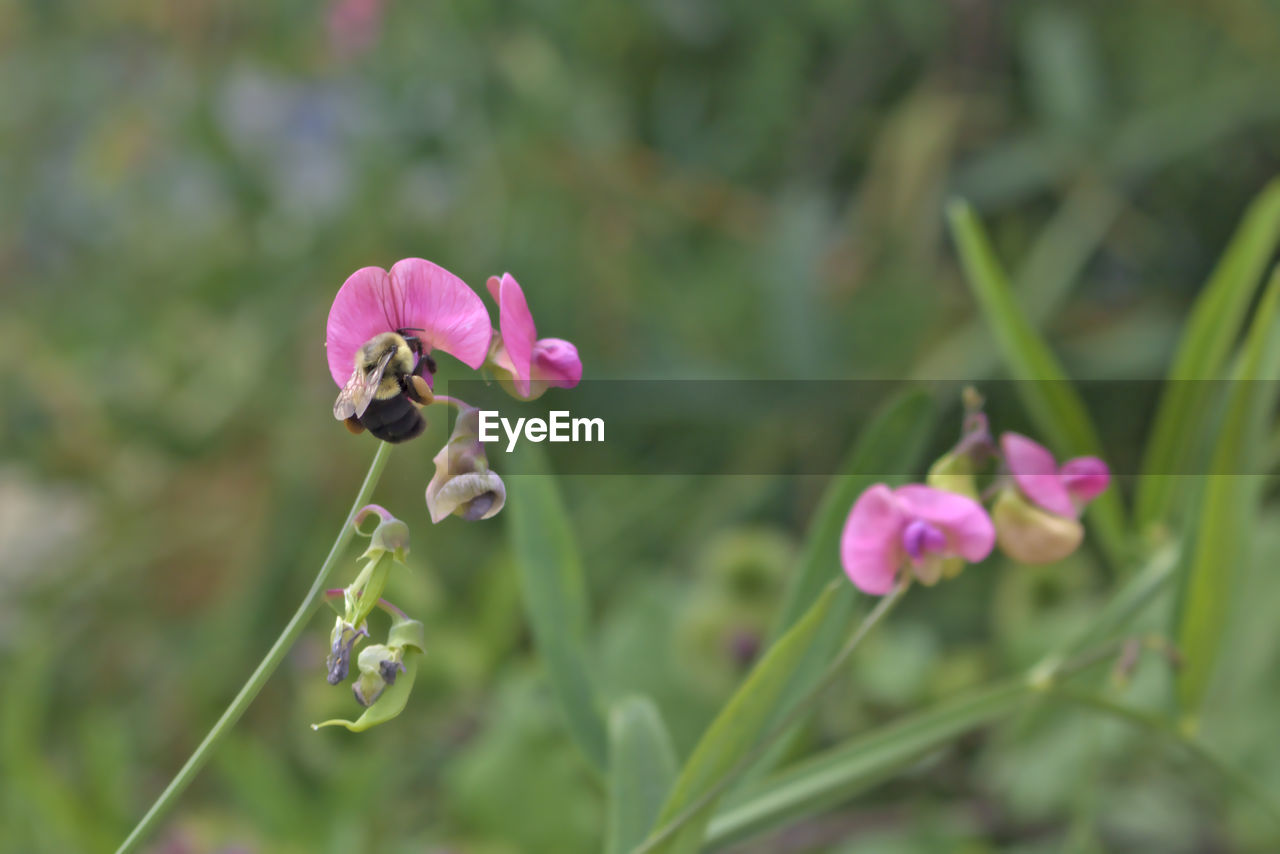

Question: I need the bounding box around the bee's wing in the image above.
[333,349,395,420]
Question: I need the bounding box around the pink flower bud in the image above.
[1000,433,1110,519]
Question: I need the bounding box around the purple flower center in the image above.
[902,519,947,561]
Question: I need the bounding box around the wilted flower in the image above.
[325,258,492,391]
[992,433,1110,564]
[425,408,506,523]
[840,484,995,595]
[486,273,583,400]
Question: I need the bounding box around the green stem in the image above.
[1051,687,1280,831]
[115,442,395,854]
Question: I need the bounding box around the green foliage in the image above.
[606,696,678,854]
[707,679,1029,846]
[1137,180,1280,529]
[1174,271,1280,721]
[505,446,608,773]
[7,3,1280,852]
[641,585,839,853]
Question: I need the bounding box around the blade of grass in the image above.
[506,446,608,773]
[607,697,680,854]
[636,585,840,854]
[946,199,1128,567]
[1174,269,1280,724]
[914,179,1123,381]
[705,679,1029,848]
[1136,179,1280,529]
[744,391,934,782]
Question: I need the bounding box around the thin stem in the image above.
[630,580,909,854]
[324,588,412,621]
[1051,687,1280,832]
[115,442,395,854]
[428,394,471,411]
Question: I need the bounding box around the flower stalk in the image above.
[115,442,395,854]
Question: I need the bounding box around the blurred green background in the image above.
[4,1,1280,852]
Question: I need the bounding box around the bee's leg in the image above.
[344,416,366,435]
[417,350,437,376]
[405,374,434,405]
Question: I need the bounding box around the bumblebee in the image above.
[333,330,435,443]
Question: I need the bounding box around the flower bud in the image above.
[352,643,405,707]
[926,451,978,500]
[425,408,506,523]
[925,389,993,500]
[353,504,410,562]
[991,487,1084,565]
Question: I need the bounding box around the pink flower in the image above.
[1000,433,1110,518]
[486,273,583,400]
[325,258,492,389]
[840,484,995,595]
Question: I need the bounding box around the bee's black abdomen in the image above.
[360,395,425,443]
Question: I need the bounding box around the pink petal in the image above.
[840,484,906,596]
[391,258,492,369]
[894,484,995,563]
[326,266,399,387]
[531,338,583,389]
[1001,432,1076,518]
[325,260,492,387]
[489,273,537,398]
[1060,456,1110,506]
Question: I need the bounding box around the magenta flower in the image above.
[486,273,583,400]
[840,484,995,595]
[325,258,492,389]
[1000,433,1110,518]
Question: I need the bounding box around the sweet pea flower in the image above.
[486,273,582,400]
[325,258,492,390]
[840,484,996,595]
[993,433,1110,564]
[1001,433,1110,518]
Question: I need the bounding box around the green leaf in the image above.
[1136,179,1280,529]
[638,585,839,854]
[1175,269,1280,722]
[946,198,1128,567]
[706,680,1029,848]
[506,446,608,773]
[606,696,679,854]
